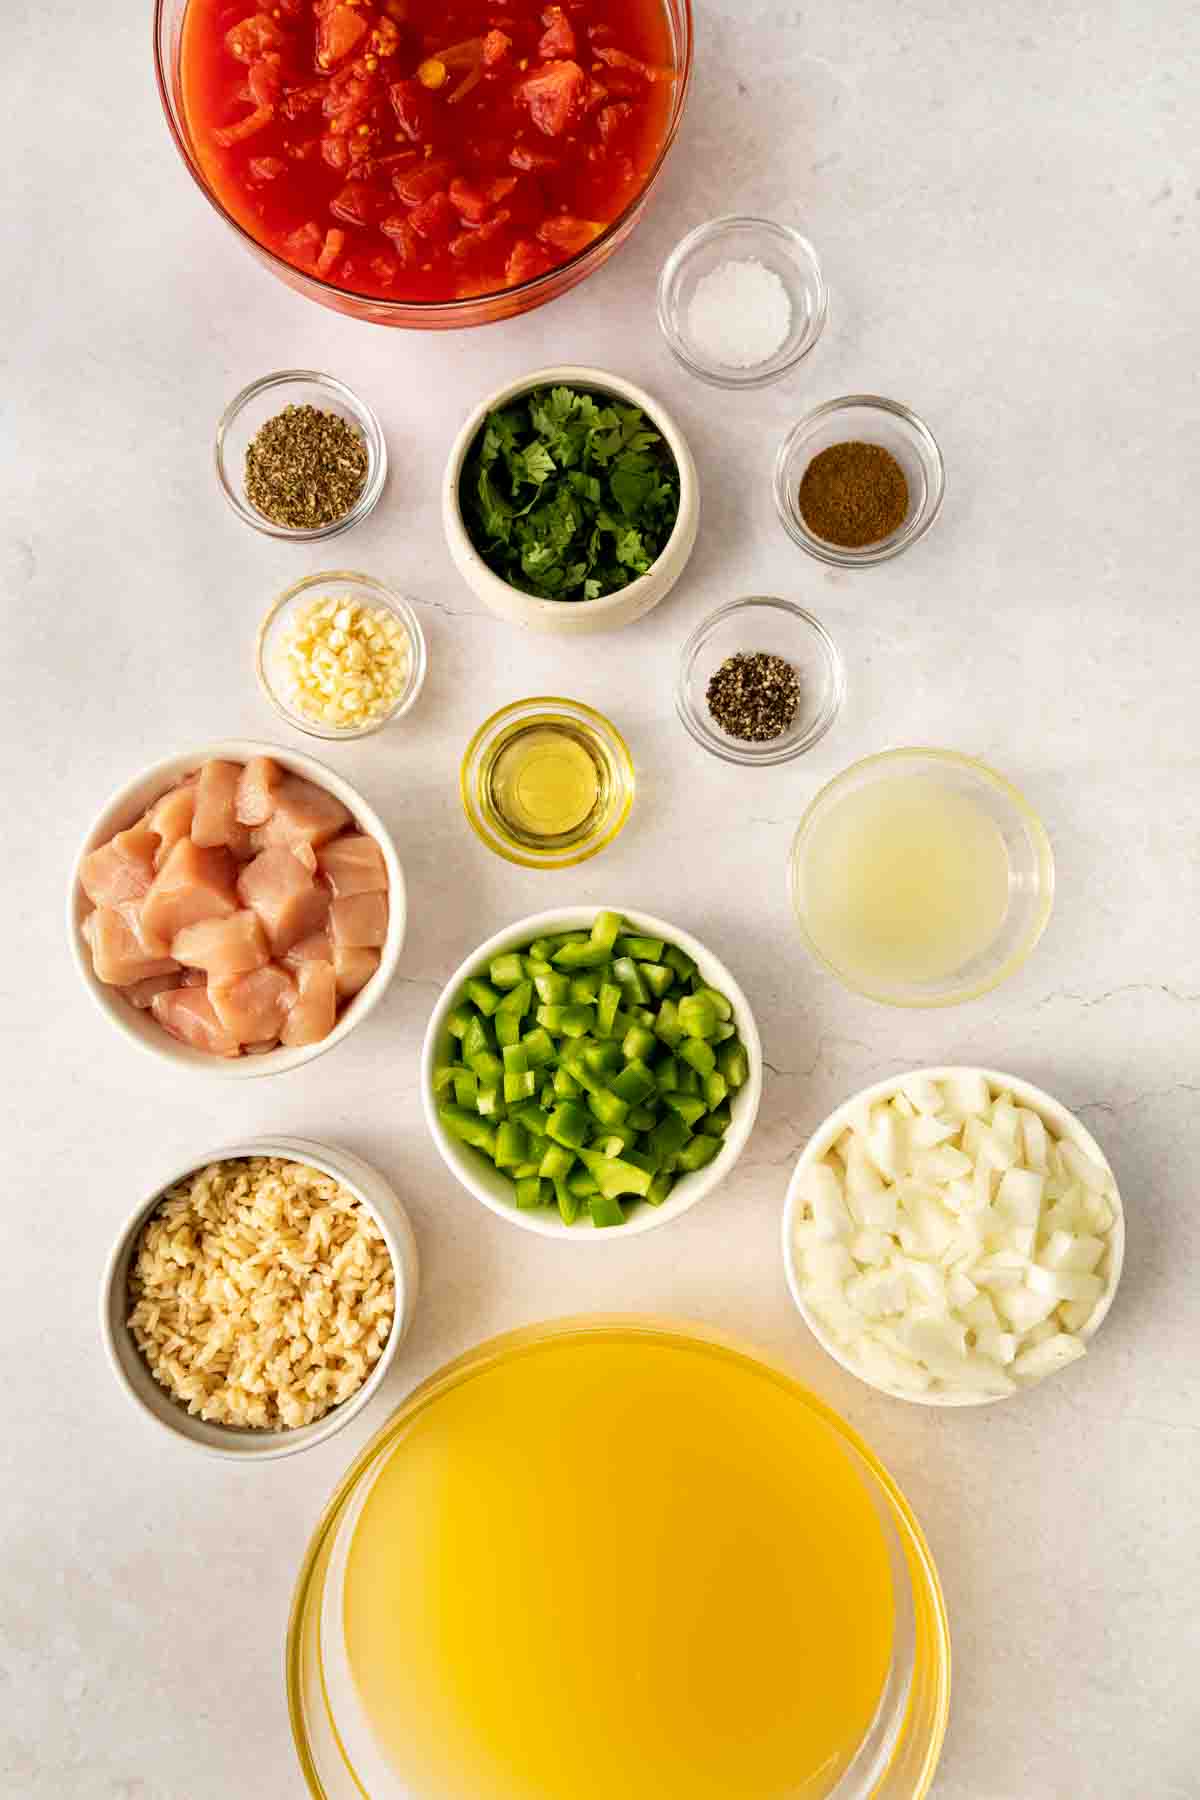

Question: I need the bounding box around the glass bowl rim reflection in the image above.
[460,696,635,868]
[675,596,846,765]
[656,215,829,389]
[788,747,1055,1006]
[285,1316,951,1800]
[215,370,387,542]
[153,0,694,324]
[256,570,428,740]
[774,396,946,567]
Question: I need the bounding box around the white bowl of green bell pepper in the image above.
[422,908,763,1236]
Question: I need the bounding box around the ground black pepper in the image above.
[797,441,909,548]
[244,403,368,531]
[706,651,801,743]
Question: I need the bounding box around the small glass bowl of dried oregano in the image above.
[215,370,387,542]
[675,597,845,767]
[773,396,945,568]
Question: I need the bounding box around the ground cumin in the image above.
[797,441,909,548]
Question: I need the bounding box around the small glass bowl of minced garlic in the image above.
[675,597,845,766]
[257,572,427,740]
[216,370,387,541]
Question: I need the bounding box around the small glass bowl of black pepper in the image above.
[774,396,945,567]
[215,370,387,542]
[675,597,845,766]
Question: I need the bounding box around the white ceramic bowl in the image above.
[782,1067,1126,1407]
[100,1138,420,1460]
[68,740,406,1078]
[442,365,699,636]
[421,907,763,1238]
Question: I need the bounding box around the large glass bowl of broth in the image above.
[287,1318,950,1799]
[154,0,692,329]
[789,748,1055,1007]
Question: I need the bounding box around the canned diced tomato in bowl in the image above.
[154,0,693,328]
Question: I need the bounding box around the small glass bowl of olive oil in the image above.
[461,698,635,869]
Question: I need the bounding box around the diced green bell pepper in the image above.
[640,962,674,999]
[452,1068,478,1108]
[654,998,683,1048]
[627,1104,658,1132]
[717,1042,749,1089]
[514,1177,547,1209]
[595,982,623,1038]
[676,1133,720,1173]
[576,1148,653,1199]
[704,1071,729,1111]
[622,1024,657,1064]
[648,1112,690,1161]
[611,1061,655,1105]
[678,994,718,1039]
[646,1172,675,1206]
[489,952,525,990]
[614,934,666,962]
[612,956,649,1004]
[438,1106,497,1156]
[464,977,501,1016]
[503,1070,538,1103]
[539,1143,576,1181]
[547,1101,591,1149]
[664,1092,707,1128]
[447,1004,475,1041]
[552,940,612,970]
[655,1055,680,1092]
[588,1088,629,1129]
[589,1193,625,1229]
[680,1037,716,1079]
[534,970,570,1005]
[432,1063,457,1096]
[520,1026,556,1068]
[664,945,696,982]
[554,1176,580,1225]
[589,910,624,952]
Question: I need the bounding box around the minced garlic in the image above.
[280,594,410,730]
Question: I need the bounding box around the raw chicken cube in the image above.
[191,760,254,858]
[145,783,197,867]
[237,848,330,953]
[281,961,338,1047]
[79,826,159,908]
[329,891,388,949]
[209,964,297,1044]
[281,930,333,969]
[124,972,183,1009]
[235,755,283,826]
[86,908,180,987]
[255,775,351,852]
[152,986,240,1057]
[317,833,387,897]
[180,967,207,986]
[170,909,270,979]
[141,839,239,947]
[333,943,380,998]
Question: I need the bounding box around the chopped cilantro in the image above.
[460,385,681,602]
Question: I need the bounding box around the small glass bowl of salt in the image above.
[657,217,827,389]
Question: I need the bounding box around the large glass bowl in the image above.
[153,0,693,329]
[287,1318,950,1798]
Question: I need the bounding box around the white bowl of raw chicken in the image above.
[782,1068,1126,1406]
[68,741,406,1078]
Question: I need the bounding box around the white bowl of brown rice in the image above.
[100,1139,419,1459]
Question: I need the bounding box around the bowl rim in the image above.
[674,596,846,765]
[99,1137,419,1460]
[420,906,763,1239]
[214,369,388,542]
[788,746,1056,1007]
[781,1066,1127,1408]
[67,739,406,1078]
[152,0,694,322]
[441,364,699,626]
[656,214,829,390]
[459,695,636,869]
[256,571,428,740]
[773,395,946,567]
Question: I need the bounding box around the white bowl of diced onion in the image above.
[782,1068,1125,1406]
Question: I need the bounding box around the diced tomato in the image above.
[482,28,511,65]
[379,215,421,265]
[450,210,513,260]
[248,56,282,106]
[225,13,286,64]
[317,3,369,67]
[321,133,350,171]
[389,78,433,142]
[407,190,454,240]
[282,220,324,265]
[537,213,603,252]
[596,100,633,141]
[506,236,553,285]
[371,16,402,56]
[538,6,576,58]
[594,43,669,81]
[449,176,490,223]
[214,103,274,147]
[324,67,373,133]
[281,80,326,119]
[509,142,559,173]
[519,59,587,137]
[370,253,398,284]
[248,155,288,180]
[585,78,608,109]
[330,181,382,227]
[393,159,453,204]
[315,225,346,276]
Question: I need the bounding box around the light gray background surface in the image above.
[3,1,1198,1795]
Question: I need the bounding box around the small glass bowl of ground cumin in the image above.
[774,396,945,567]
[676,597,845,766]
[215,370,387,542]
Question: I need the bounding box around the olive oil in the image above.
[484,719,608,846]
[341,1331,896,1800]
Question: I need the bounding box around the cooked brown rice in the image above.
[127,1156,395,1430]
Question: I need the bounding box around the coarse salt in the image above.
[686,257,792,369]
